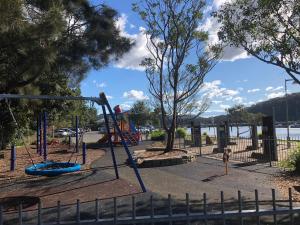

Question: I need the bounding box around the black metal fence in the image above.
[1,188,299,225]
[172,135,300,167]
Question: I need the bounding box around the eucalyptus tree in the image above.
[133,0,220,151]
[215,0,300,84]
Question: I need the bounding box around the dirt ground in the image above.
[274,172,300,202]
[0,141,104,182]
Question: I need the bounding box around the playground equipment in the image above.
[98,105,140,146]
[1,93,146,192]
[25,162,81,176]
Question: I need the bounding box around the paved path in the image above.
[93,141,283,202]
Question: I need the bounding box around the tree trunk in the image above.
[165,128,175,152]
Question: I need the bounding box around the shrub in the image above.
[176,128,187,139]
[258,132,263,139]
[203,132,207,136]
[279,146,300,174]
[150,130,166,141]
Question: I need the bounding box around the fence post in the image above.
[114,197,117,225]
[168,194,172,225]
[221,191,226,225]
[150,195,154,225]
[238,190,243,225]
[0,205,3,225]
[57,201,61,225]
[82,142,86,164]
[289,188,294,225]
[10,145,16,171]
[186,193,190,225]
[38,201,42,225]
[203,193,207,225]
[272,189,277,225]
[76,199,80,223]
[18,203,23,225]
[95,198,99,222]
[255,189,260,225]
[268,137,272,167]
[132,196,136,225]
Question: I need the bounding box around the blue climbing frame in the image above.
[0,93,146,192]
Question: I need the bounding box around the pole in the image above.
[10,145,16,171]
[43,111,47,161]
[102,105,119,179]
[36,116,40,154]
[82,142,86,165]
[285,79,291,148]
[39,113,42,156]
[101,93,146,192]
[76,115,79,153]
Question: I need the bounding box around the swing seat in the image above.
[25,162,81,176]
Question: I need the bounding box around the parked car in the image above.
[54,128,74,137]
[98,127,107,134]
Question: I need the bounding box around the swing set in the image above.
[0,92,146,192]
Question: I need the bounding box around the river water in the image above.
[187,126,300,139]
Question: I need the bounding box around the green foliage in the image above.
[203,132,208,136]
[279,147,300,174]
[0,0,130,148]
[215,0,300,83]
[226,104,263,124]
[150,130,166,141]
[176,128,187,139]
[129,101,151,126]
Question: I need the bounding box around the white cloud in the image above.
[213,0,233,8]
[106,95,113,99]
[247,88,260,93]
[266,86,283,92]
[273,86,283,91]
[92,80,106,89]
[266,86,273,91]
[120,103,132,110]
[232,96,244,103]
[123,90,149,101]
[201,80,239,102]
[267,91,285,99]
[114,14,150,71]
[220,104,230,109]
[245,101,255,106]
[199,16,250,61]
[212,100,223,104]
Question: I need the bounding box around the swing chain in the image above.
[5,98,37,168]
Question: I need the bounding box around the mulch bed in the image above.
[0,142,105,182]
[274,172,300,202]
[135,149,186,160]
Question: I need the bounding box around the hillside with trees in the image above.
[247,92,300,122]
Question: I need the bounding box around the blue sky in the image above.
[81,0,299,117]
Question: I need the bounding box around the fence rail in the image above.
[174,135,300,167]
[1,188,299,225]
